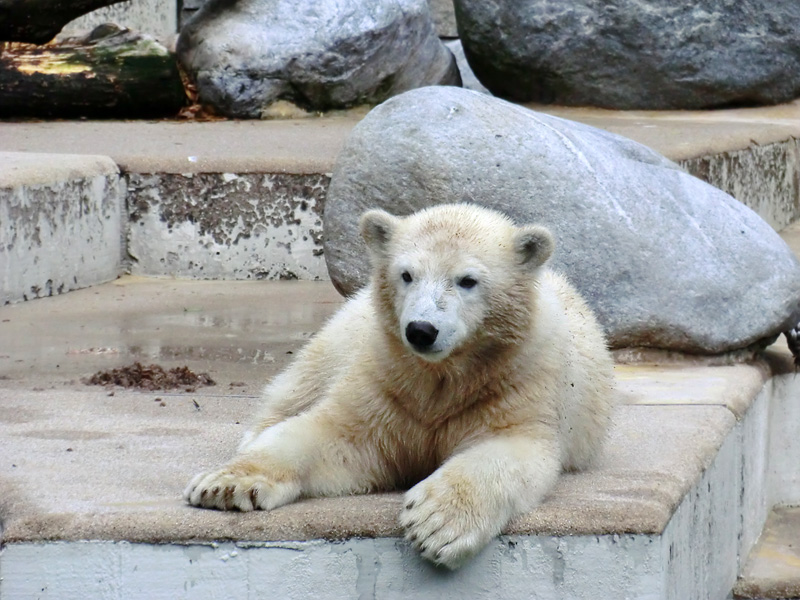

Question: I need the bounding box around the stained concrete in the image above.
[126,172,329,280]
[0,277,343,394]
[681,138,800,231]
[0,152,124,304]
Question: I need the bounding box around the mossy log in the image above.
[0,25,186,118]
[0,0,126,44]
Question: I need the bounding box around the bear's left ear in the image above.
[360,209,400,256]
[513,225,554,269]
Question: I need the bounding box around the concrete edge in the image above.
[0,152,119,187]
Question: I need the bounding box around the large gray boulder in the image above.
[177,0,460,118]
[324,87,800,354]
[454,0,800,110]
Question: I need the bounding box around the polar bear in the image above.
[184,203,615,569]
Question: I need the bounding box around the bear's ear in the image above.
[360,209,400,255]
[513,225,554,269]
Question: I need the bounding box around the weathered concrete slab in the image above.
[615,363,770,419]
[681,138,800,231]
[0,152,124,304]
[4,102,800,172]
[0,119,362,175]
[126,172,329,280]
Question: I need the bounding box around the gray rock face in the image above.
[177,0,460,118]
[454,0,800,110]
[324,87,800,353]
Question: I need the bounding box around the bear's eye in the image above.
[458,276,478,289]
[401,271,413,283]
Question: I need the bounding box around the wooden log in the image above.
[0,25,186,118]
[0,0,127,44]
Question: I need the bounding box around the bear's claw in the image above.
[183,469,298,512]
[400,475,495,570]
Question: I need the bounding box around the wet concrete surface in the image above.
[0,277,344,396]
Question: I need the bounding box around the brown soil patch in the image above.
[84,362,216,391]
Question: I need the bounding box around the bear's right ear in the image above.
[360,209,399,256]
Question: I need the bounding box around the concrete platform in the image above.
[1,277,799,598]
[2,99,800,597]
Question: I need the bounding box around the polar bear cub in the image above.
[184,203,615,569]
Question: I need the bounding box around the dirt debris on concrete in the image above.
[84,362,216,391]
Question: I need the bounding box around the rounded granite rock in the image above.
[323,86,800,354]
[453,0,800,110]
[177,0,461,118]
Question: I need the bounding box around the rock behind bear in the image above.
[324,86,800,356]
[177,0,460,117]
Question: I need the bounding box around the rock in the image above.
[429,0,457,38]
[453,0,800,110]
[177,0,460,118]
[323,87,800,354]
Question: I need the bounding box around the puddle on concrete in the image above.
[0,277,343,393]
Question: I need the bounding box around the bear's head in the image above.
[360,203,554,363]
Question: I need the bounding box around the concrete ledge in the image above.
[0,390,738,544]
[0,152,124,304]
[680,139,800,231]
[1,536,663,599]
[1,279,798,598]
[2,103,800,282]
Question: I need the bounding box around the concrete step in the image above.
[735,506,800,599]
[2,101,800,296]
[0,277,799,598]
[0,152,124,304]
[2,102,800,598]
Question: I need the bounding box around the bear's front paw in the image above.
[399,473,500,570]
[183,468,299,512]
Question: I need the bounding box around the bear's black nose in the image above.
[406,321,439,349]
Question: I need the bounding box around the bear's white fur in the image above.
[185,203,615,569]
